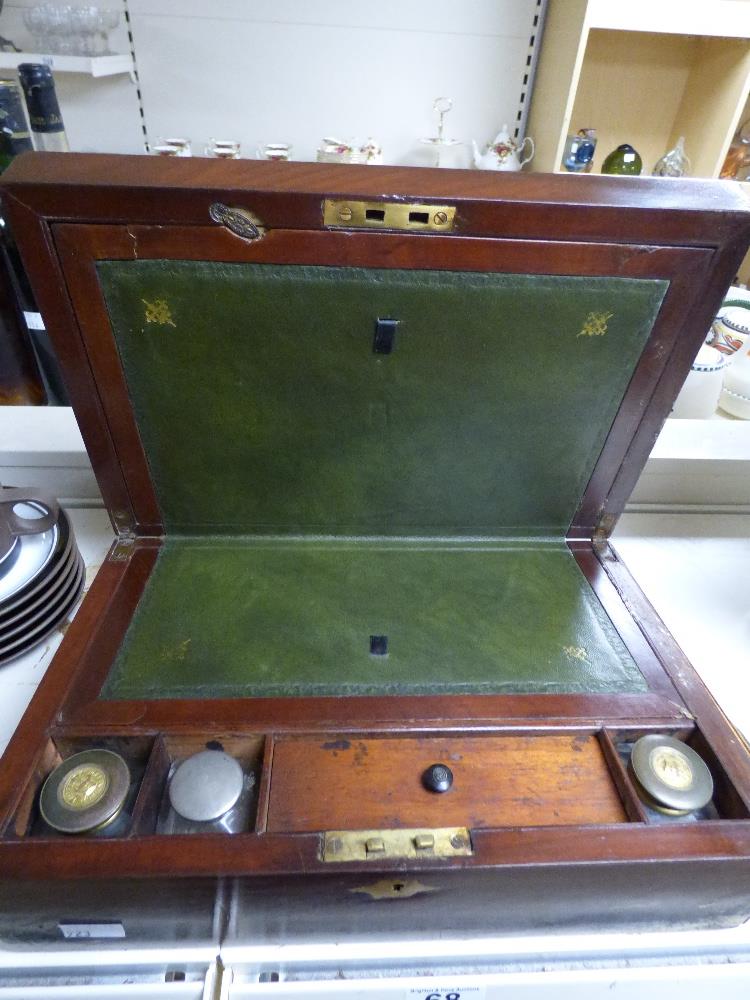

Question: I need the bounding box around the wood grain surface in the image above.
[267,733,627,832]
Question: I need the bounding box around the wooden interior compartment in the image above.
[133,733,267,836]
[5,738,62,839]
[596,729,647,823]
[605,724,750,821]
[7,733,155,840]
[266,732,630,833]
[570,30,750,177]
[159,733,265,773]
[686,727,750,821]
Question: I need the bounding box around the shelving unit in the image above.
[526,0,750,176]
[0,52,133,79]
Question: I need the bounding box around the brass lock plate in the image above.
[322,826,472,862]
[323,199,456,232]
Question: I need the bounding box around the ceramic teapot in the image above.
[472,125,534,171]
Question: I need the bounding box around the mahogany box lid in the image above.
[3,153,749,539]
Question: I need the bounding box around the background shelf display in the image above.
[526,0,750,177]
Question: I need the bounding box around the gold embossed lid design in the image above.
[58,763,110,811]
[629,734,714,815]
[40,749,130,834]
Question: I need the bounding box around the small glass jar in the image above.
[157,749,256,835]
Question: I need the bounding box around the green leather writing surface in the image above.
[97,260,663,698]
[97,262,668,535]
[103,539,647,699]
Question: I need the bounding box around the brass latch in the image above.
[323,199,456,232]
[322,827,472,862]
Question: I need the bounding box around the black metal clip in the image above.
[373,318,399,355]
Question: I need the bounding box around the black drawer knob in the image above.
[422,763,453,793]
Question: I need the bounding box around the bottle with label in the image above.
[0,79,33,171]
[0,219,68,405]
[0,76,67,403]
[18,63,69,152]
[0,227,46,405]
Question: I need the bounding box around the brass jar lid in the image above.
[40,749,131,834]
[629,734,714,815]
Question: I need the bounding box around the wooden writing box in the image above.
[1,153,749,936]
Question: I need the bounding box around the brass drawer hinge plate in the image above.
[323,199,456,232]
[322,827,472,862]
[108,534,136,562]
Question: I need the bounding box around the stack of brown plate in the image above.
[0,489,84,665]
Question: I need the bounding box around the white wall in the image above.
[0,0,540,165]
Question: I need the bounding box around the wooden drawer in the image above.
[267,733,627,832]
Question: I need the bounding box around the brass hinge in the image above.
[322,827,472,863]
[323,199,456,233]
[594,512,617,545]
[108,534,136,562]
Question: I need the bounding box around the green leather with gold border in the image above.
[96,261,665,698]
[103,538,647,698]
[98,261,667,536]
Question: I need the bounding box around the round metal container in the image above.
[0,506,72,618]
[168,749,244,822]
[39,749,131,834]
[0,501,59,604]
[629,734,714,815]
[0,553,85,665]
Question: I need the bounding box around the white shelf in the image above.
[0,52,133,78]
[587,0,750,39]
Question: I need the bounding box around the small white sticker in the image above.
[23,311,45,330]
[406,988,486,1000]
[59,922,125,940]
[623,153,636,162]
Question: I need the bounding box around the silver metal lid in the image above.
[629,734,714,814]
[0,501,59,603]
[168,750,244,822]
[40,749,131,834]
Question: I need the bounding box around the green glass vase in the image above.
[601,143,643,176]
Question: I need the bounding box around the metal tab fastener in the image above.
[322,827,472,862]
